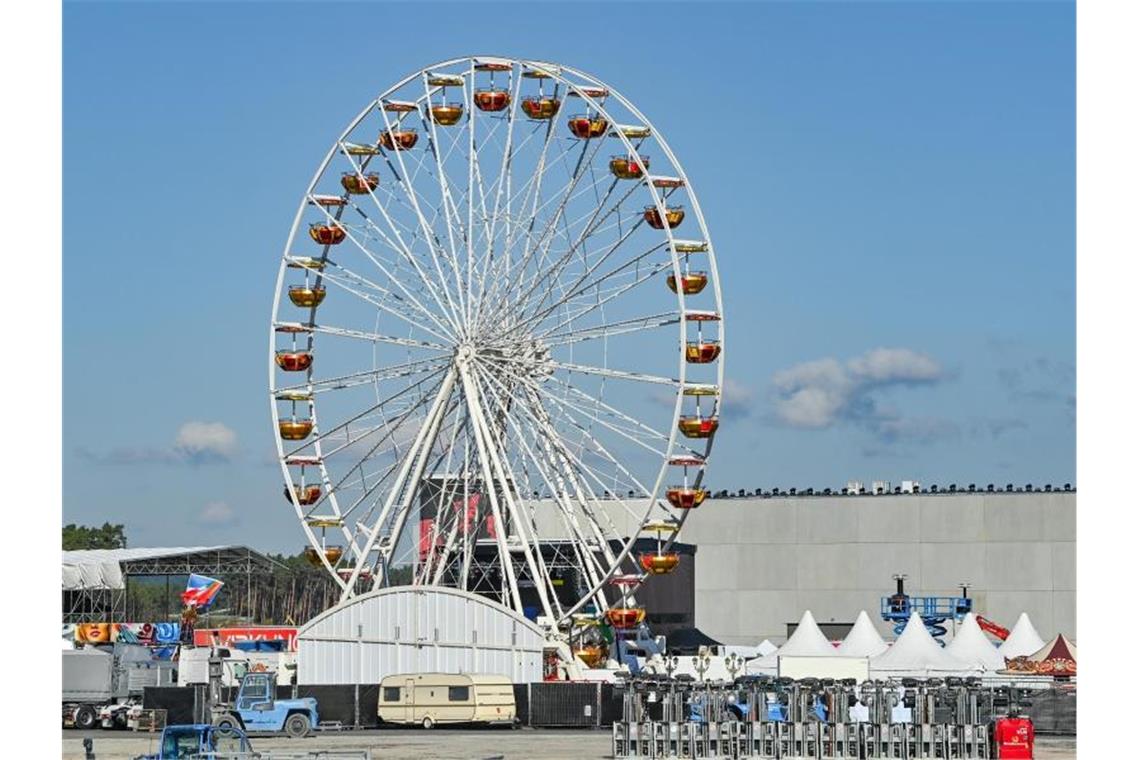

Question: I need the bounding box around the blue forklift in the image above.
[210,670,319,738]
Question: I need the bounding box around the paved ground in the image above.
[61,728,1077,759]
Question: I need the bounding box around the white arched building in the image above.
[296,587,545,685]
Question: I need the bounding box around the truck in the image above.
[63,644,175,730]
[210,672,319,738]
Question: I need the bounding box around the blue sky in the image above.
[64,1,1075,552]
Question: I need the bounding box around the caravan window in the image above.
[448,686,470,702]
[383,687,401,702]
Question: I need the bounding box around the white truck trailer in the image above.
[62,644,174,729]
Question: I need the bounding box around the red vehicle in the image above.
[993,715,1034,759]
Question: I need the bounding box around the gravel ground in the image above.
[61,728,1076,759]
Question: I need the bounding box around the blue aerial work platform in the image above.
[880,576,972,643]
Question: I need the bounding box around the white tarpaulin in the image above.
[945,613,1006,671]
[62,546,232,590]
[871,612,976,677]
[997,613,1047,659]
[745,610,838,674]
[837,610,889,658]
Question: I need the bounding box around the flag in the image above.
[181,573,224,610]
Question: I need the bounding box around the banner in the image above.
[193,626,299,652]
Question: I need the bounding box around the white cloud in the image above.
[199,501,238,527]
[719,378,755,418]
[769,348,952,444]
[77,420,239,466]
[173,422,238,464]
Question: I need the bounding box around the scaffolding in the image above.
[62,545,290,625]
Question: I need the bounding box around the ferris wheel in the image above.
[269,56,724,633]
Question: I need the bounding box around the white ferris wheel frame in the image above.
[268,56,725,627]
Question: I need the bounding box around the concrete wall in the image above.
[674,491,1075,645]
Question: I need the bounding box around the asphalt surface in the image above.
[61,728,1077,759]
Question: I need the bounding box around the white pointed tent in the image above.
[745,610,837,674]
[871,612,976,677]
[756,639,778,657]
[997,613,1046,659]
[837,610,889,657]
[945,613,1006,671]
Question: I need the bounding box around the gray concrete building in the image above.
[676,490,1076,645]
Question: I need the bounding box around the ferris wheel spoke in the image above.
[490,154,611,317]
[513,170,641,318]
[522,377,670,458]
[275,354,449,395]
[280,367,446,459]
[474,363,623,573]
[471,69,526,330]
[520,254,675,344]
[376,104,470,336]
[303,323,448,351]
[338,159,466,336]
[504,130,607,304]
[315,261,456,344]
[538,311,680,348]
[419,74,471,329]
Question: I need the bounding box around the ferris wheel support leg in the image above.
[337,367,457,603]
[470,364,565,621]
[457,362,534,619]
[375,394,461,593]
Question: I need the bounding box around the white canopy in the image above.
[945,613,1006,671]
[837,610,888,657]
[997,613,1047,659]
[62,546,234,590]
[871,612,975,676]
[756,639,778,657]
[745,610,837,674]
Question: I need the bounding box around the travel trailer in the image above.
[377,673,515,729]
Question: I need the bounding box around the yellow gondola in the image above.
[666,271,708,295]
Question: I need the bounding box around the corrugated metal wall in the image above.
[297,587,544,685]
